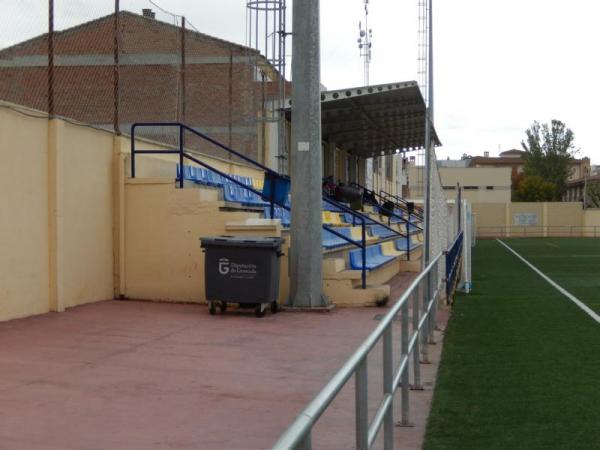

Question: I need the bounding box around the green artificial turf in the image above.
[503,237,600,314]
[423,239,600,450]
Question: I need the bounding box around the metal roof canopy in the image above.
[285,80,441,158]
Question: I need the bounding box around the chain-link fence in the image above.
[0,0,276,163]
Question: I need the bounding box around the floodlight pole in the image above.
[288,0,327,308]
[423,0,434,268]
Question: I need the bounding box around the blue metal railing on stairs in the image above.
[130,122,412,289]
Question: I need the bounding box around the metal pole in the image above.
[383,327,394,450]
[113,0,120,134]
[420,273,430,362]
[179,126,184,189]
[423,0,434,269]
[48,0,55,117]
[181,17,186,124]
[355,358,369,450]
[411,289,422,390]
[400,301,410,425]
[289,0,326,307]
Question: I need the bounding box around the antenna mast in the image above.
[357,0,373,86]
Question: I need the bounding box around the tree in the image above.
[585,180,600,208]
[521,120,577,200]
[514,175,556,202]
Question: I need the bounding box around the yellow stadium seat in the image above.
[381,241,405,257]
[252,178,264,191]
[351,226,378,243]
[323,211,350,226]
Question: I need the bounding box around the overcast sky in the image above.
[4,0,600,162]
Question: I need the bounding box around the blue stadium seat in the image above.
[394,238,421,252]
[195,168,213,186]
[349,244,396,271]
[264,206,291,227]
[322,229,350,249]
[407,223,421,234]
[370,224,398,239]
[341,212,376,225]
[223,184,245,203]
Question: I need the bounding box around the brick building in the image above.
[0,10,287,161]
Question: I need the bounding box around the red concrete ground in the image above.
[0,274,447,450]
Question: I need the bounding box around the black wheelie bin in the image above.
[200,236,283,317]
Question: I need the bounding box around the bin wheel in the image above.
[209,302,217,315]
[219,301,227,313]
[270,301,279,314]
[255,304,266,318]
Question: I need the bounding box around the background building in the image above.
[0,10,288,162]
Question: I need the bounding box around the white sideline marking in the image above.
[497,239,600,324]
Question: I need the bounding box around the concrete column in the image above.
[365,158,373,190]
[47,119,62,312]
[329,141,336,178]
[288,0,327,308]
[349,154,357,183]
[113,135,127,297]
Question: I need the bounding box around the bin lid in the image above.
[200,236,283,249]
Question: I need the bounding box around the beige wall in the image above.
[473,202,591,237]
[583,209,600,227]
[55,120,115,309]
[409,166,511,203]
[124,180,263,302]
[0,107,50,320]
[0,106,116,321]
[0,101,277,322]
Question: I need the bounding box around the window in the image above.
[486,186,494,190]
[463,186,478,190]
[443,186,456,190]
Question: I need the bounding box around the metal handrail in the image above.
[131,122,415,289]
[349,181,423,224]
[379,189,424,221]
[272,252,444,450]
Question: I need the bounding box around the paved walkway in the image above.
[0,273,446,450]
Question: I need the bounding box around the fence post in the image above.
[48,0,55,117]
[411,289,423,390]
[300,431,312,450]
[420,275,430,363]
[355,358,369,450]
[113,0,120,134]
[180,16,186,123]
[178,126,184,188]
[383,327,394,450]
[361,220,367,289]
[400,301,411,425]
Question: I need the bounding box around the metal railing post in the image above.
[355,358,369,450]
[130,127,136,179]
[411,289,422,390]
[383,327,394,450]
[429,263,437,343]
[400,300,410,424]
[300,431,312,450]
[420,277,430,363]
[178,126,184,188]
[361,219,367,289]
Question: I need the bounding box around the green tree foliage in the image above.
[521,120,577,200]
[585,180,600,208]
[514,175,556,202]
